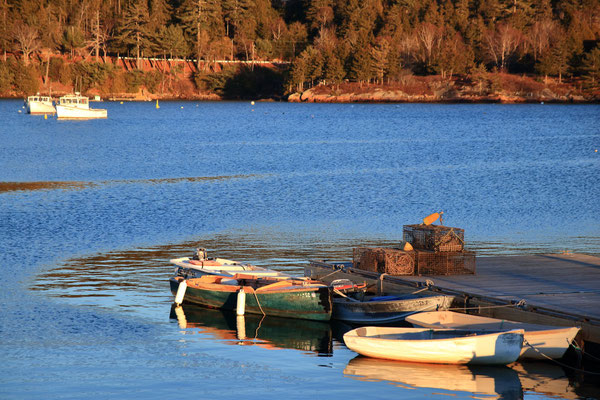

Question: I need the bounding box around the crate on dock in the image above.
[353,247,415,276]
[403,224,465,252]
[415,250,476,275]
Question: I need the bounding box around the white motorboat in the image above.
[343,326,524,365]
[406,311,580,360]
[56,93,107,119]
[25,94,55,114]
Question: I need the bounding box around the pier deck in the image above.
[306,253,600,346]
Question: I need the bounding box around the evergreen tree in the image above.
[117,0,151,69]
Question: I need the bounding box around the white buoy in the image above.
[236,288,246,316]
[236,315,246,340]
[251,101,255,105]
[174,280,188,305]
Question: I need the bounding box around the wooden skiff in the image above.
[406,311,580,360]
[343,326,524,365]
[170,274,332,321]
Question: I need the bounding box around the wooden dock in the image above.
[306,253,600,347]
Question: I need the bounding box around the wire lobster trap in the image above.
[415,250,476,275]
[403,224,465,252]
[353,247,415,276]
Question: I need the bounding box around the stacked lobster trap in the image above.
[353,214,476,276]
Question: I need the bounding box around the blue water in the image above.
[1,100,599,399]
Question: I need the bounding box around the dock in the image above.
[306,253,600,348]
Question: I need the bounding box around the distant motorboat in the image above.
[56,93,107,119]
[406,311,580,360]
[25,94,55,114]
[343,326,524,365]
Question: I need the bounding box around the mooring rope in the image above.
[251,289,266,316]
[523,339,600,375]
[572,339,600,363]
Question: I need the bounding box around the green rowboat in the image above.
[170,274,332,321]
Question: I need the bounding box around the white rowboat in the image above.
[343,326,524,365]
[406,311,580,360]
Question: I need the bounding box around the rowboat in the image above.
[406,311,580,360]
[343,326,524,365]
[172,248,290,279]
[170,274,332,321]
[332,288,454,324]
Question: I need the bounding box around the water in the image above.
[1,100,599,399]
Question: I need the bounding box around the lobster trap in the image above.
[353,247,415,276]
[403,224,465,252]
[415,250,476,275]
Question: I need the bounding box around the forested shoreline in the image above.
[0,0,599,102]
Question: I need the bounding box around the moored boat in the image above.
[25,94,55,114]
[170,274,332,321]
[56,93,107,119]
[332,290,454,324]
[172,248,291,279]
[343,326,524,365]
[405,311,580,360]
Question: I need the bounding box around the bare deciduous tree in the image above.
[13,22,40,64]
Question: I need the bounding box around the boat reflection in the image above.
[344,356,523,399]
[512,361,598,399]
[169,303,333,356]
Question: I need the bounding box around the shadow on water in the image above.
[169,304,333,356]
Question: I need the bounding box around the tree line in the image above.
[0,0,599,95]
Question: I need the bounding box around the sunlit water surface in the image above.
[1,100,599,399]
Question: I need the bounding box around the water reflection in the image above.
[344,356,523,399]
[169,304,333,356]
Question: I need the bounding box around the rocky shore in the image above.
[287,74,599,104]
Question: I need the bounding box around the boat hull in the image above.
[333,294,453,324]
[343,327,524,365]
[56,105,107,119]
[406,311,580,360]
[27,102,56,114]
[170,276,332,321]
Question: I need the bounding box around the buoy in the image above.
[174,280,188,305]
[174,305,187,329]
[251,101,255,105]
[120,101,123,104]
[44,114,47,119]
[236,288,246,316]
[156,99,159,109]
[423,212,443,225]
[236,315,246,340]
[403,242,414,251]
[181,106,183,109]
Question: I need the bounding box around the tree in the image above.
[581,47,600,87]
[484,23,523,71]
[156,25,188,59]
[62,25,86,58]
[117,0,151,69]
[13,22,40,65]
[371,36,390,83]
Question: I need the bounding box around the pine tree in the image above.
[117,0,151,69]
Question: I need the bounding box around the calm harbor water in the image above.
[1,100,599,399]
